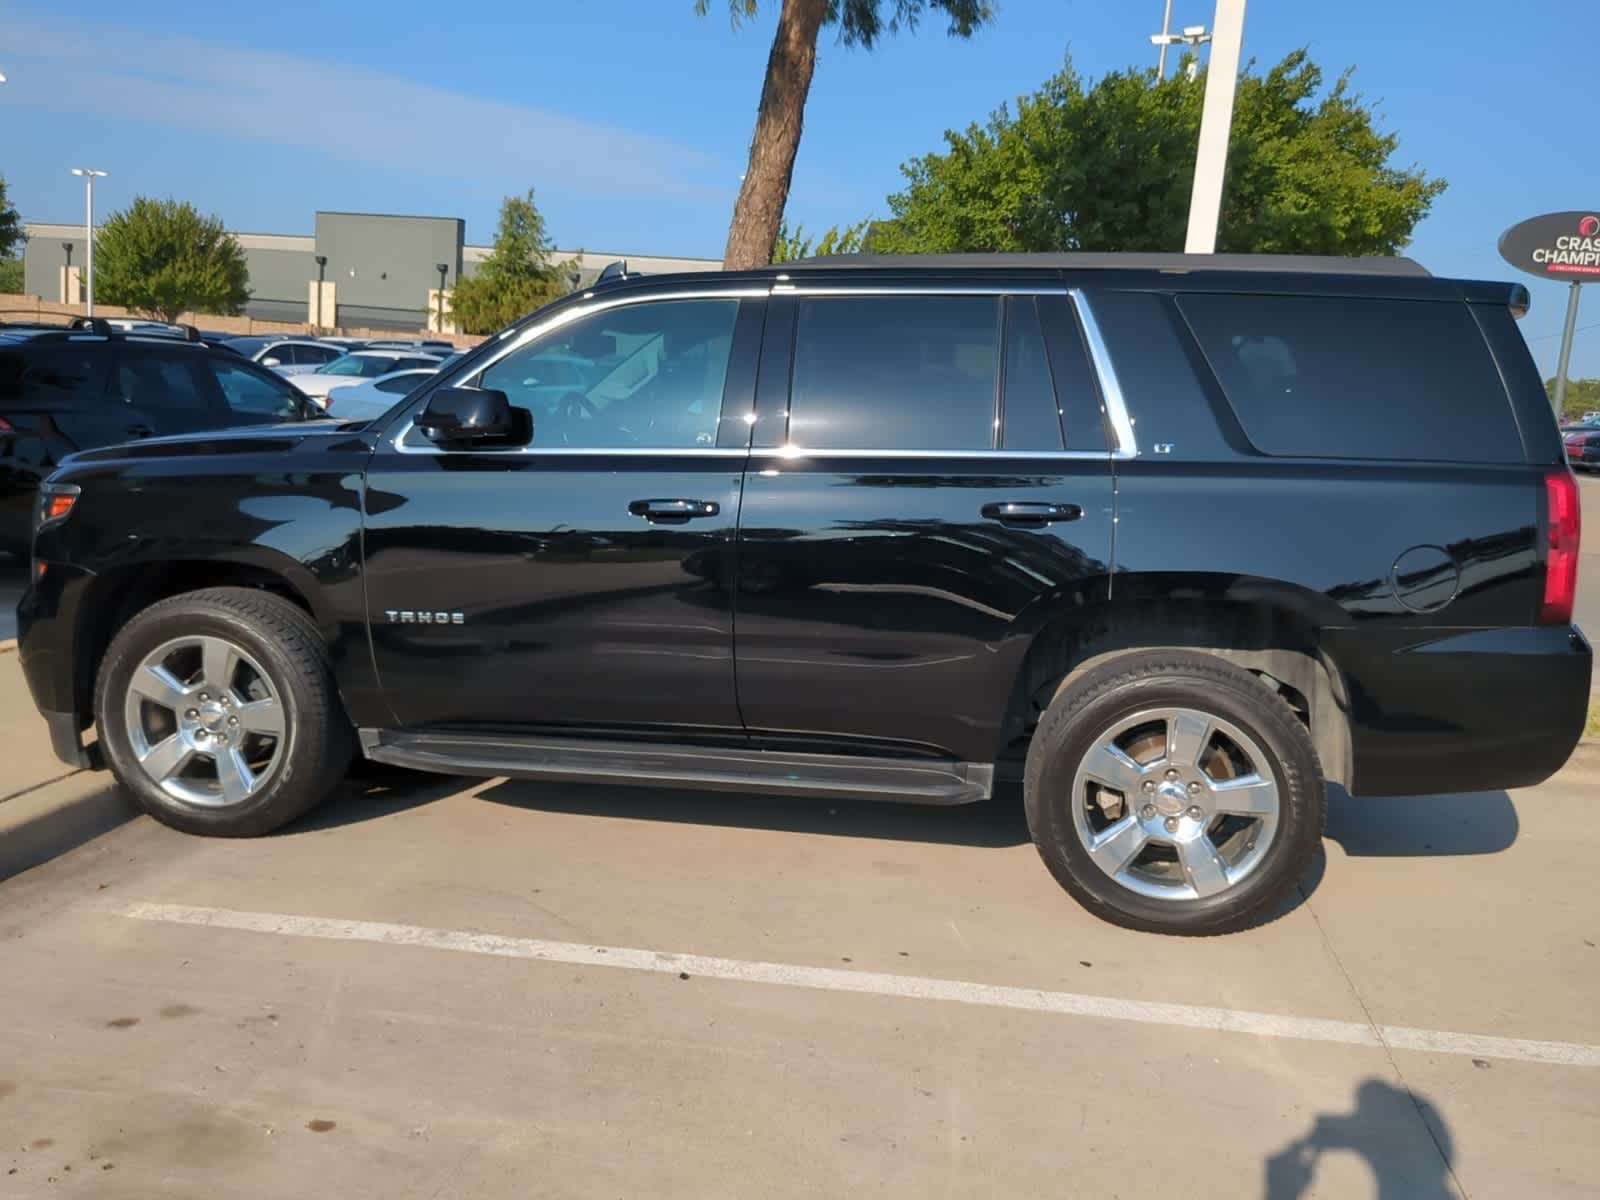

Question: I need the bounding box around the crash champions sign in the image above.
[1498,211,1600,280]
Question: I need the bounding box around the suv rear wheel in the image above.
[1024,650,1325,935]
[95,587,353,836]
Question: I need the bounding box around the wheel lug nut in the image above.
[1188,805,1203,819]
[185,708,198,719]
[199,693,209,702]
[1187,781,1201,794]
[1140,804,1156,819]
[195,729,207,740]
[1165,769,1179,781]
[228,716,238,726]
[1141,780,1156,793]
[1164,817,1179,833]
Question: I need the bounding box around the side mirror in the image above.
[416,387,530,448]
[261,356,281,368]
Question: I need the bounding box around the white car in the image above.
[322,366,444,420]
[223,336,347,377]
[290,349,444,405]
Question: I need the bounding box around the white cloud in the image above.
[4,12,730,203]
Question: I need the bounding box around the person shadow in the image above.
[1264,1079,1457,1199]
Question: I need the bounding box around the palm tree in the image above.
[702,0,993,269]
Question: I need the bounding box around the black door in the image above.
[362,292,762,735]
[732,291,1118,765]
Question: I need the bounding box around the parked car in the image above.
[321,365,442,419]
[0,326,318,557]
[290,349,444,404]
[1564,427,1600,471]
[362,338,458,355]
[221,336,347,377]
[17,253,1591,935]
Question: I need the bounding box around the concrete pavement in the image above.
[1,654,1596,1196]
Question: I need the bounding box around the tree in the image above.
[1547,377,1600,421]
[870,50,1445,257]
[0,175,22,295]
[94,197,249,322]
[0,175,21,261]
[448,190,575,335]
[770,217,870,263]
[701,0,994,269]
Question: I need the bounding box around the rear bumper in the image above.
[1333,625,1592,797]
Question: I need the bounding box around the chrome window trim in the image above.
[1068,289,1138,458]
[388,281,1138,460]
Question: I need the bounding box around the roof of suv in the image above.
[776,252,1433,276]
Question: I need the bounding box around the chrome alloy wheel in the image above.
[121,635,287,807]
[1070,707,1281,902]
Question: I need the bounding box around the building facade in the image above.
[22,210,722,331]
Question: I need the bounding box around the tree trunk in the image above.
[723,0,829,270]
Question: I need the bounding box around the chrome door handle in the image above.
[628,498,721,524]
[980,501,1083,525]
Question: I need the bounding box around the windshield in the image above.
[225,336,274,358]
[319,354,402,378]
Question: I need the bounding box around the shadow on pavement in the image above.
[282,765,473,834]
[474,776,1034,848]
[0,781,140,883]
[1326,786,1518,856]
[1263,1078,1457,1199]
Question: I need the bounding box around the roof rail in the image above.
[781,251,1432,278]
[69,316,114,335]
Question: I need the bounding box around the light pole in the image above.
[1183,0,1246,254]
[314,255,327,328]
[70,168,108,316]
[434,262,448,332]
[1152,1,1174,77]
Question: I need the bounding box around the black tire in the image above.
[1024,650,1325,935]
[95,587,354,836]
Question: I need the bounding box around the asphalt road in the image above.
[1,646,1597,1198]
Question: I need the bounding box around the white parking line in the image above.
[115,901,1600,1069]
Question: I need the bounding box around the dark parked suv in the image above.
[17,254,1591,934]
[0,323,317,556]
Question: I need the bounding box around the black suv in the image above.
[17,254,1592,934]
[0,323,318,556]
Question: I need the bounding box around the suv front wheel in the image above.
[1024,650,1326,935]
[95,587,353,836]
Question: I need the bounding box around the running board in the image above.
[358,729,993,806]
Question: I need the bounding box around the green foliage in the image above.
[770,218,870,263]
[449,190,575,335]
[0,258,23,295]
[0,176,21,261]
[94,197,249,322]
[871,50,1446,256]
[703,0,994,48]
[1546,376,1600,421]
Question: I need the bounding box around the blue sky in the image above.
[2,0,1597,376]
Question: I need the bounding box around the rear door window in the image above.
[1000,297,1063,451]
[788,295,1001,450]
[0,345,107,409]
[1177,294,1522,463]
[107,347,213,414]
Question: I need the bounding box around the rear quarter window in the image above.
[1176,294,1523,463]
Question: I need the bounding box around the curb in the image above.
[0,638,16,654]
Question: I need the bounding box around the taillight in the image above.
[0,416,14,433]
[1541,468,1581,625]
